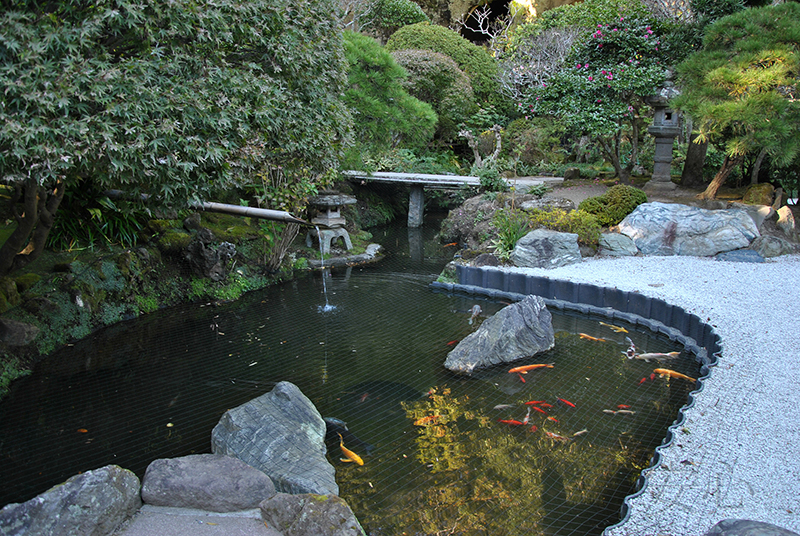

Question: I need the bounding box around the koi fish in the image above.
[654,368,696,383]
[616,409,636,415]
[493,404,514,410]
[446,340,459,346]
[359,393,369,403]
[413,415,441,426]
[545,431,571,442]
[599,322,628,333]
[443,242,458,248]
[546,416,559,423]
[517,373,526,383]
[633,351,681,362]
[524,400,546,405]
[617,404,631,409]
[468,305,482,325]
[498,419,524,426]
[638,377,648,385]
[556,398,576,408]
[579,333,606,342]
[508,364,554,374]
[602,409,617,415]
[531,406,548,415]
[338,433,364,466]
[624,337,638,359]
[522,407,532,425]
[530,425,538,433]
[538,403,553,408]
[572,429,589,437]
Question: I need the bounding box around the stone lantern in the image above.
[305,191,357,256]
[644,82,682,194]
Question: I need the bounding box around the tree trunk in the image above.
[680,133,708,189]
[751,147,768,185]
[266,222,300,272]
[0,178,66,277]
[697,154,743,200]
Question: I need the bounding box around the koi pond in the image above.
[0,221,701,535]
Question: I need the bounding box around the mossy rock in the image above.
[147,219,181,234]
[742,183,774,205]
[0,277,21,308]
[157,230,193,254]
[14,273,41,293]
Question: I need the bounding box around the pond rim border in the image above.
[429,264,722,534]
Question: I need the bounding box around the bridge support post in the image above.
[408,185,425,227]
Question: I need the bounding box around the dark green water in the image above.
[0,221,699,535]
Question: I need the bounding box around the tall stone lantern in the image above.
[644,82,682,194]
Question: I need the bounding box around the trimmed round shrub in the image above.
[391,49,477,142]
[371,0,429,41]
[385,22,500,106]
[578,184,647,226]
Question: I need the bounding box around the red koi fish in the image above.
[498,419,524,426]
[446,340,459,346]
[538,403,554,408]
[443,242,458,248]
[359,393,369,403]
[617,404,631,409]
[508,363,554,374]
[531,406,548,415]
[557,398,576,408]
[546,416,559,423]
[529,425,538,432]
[517,373,526,383]
[525,400,546,406]
[639,377,648,384]
[579,333,606,342]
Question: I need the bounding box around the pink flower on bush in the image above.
[588,76,593,81]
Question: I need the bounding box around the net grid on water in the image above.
[0,223,701,536]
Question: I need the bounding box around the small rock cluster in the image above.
[0,381,366,536]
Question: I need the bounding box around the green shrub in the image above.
[578,184,647,226]
[371,0,429,41]
[504,117,567,166]
[385,23,501,106]
[476,165,509,193]
[527,208,602,245]
[391,49,477,142]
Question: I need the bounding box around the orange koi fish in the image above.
[579,333,606,342]
[529,425,538,433]
[531,406,548,415]
[413,415,441,426]
[446,340,459,346]
[498,419,524,426]
[653,368,696,383]
[617,404,631,409]
[538,403,553,408]
[517,373,526,383]
[443,242,458,248]
[556,398,575,408]
[546,416,559,423]
[338,434,364,466]
[525,400,546,405]
[508,363,554,374]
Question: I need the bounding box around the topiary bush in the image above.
[370,0,429,42]
[391,49,477,143]
[578,184,647,227]
[385,22,501,107]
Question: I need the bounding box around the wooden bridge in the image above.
[342,170,562,227]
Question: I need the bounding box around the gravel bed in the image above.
[500,254,800,535]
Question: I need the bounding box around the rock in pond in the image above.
[211,381,337,496]
[0,465,140,536]
[619,202,759,256]
[141,453,276,512]
[444,295,554,374]
[261,493,366,536]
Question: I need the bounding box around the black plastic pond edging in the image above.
[429,265,723,534]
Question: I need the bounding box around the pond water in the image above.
[0,220,700,535]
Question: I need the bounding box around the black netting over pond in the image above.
[0,221,719,536]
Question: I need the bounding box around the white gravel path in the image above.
[501,254,800,535]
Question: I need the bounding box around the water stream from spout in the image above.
[316,225,336,313]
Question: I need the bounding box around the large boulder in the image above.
[598,232,638,257]
[141,454,276,512]
[0,465,140,536]
[444,295,554,374]
[509,229,582,268]
[211,381,337,496]
[776,206,796,238]
[260,493,366,536]
[750,235,799,258]
[618,202,759,256]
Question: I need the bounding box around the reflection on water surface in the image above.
[0,221,699,535]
